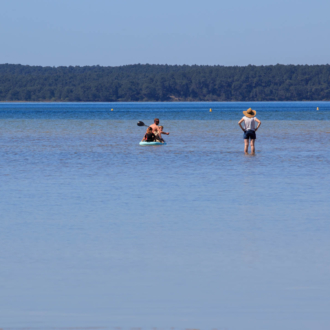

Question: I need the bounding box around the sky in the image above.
[0,0,329,67]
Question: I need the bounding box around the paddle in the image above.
[137,121,149,127]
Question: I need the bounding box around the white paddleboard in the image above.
[139,141,167,146]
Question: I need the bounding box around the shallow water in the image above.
[1,102,330,330]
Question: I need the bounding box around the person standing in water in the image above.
[238,108,261,155]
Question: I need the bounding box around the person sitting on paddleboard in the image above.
[238,108,261,155]
[149,118,170,136]
[156,126,169,143]
[142,127,156,142]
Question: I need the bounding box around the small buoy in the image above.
[317,107,319,111]
[111,108,113,111]
[209,108,212,112]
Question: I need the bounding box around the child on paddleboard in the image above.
[142,127,156,142]
[155,126,169,143]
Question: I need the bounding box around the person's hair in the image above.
[159,126,163,129]
[147,127,153,132]
[154,118,159,123]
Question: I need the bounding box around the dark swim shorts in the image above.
[243,130,256,140]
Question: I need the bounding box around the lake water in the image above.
[1,102,330,330]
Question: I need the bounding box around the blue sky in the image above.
[0,0,329,67]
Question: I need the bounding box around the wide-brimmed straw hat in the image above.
[243,108,257,118]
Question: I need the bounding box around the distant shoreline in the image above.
[1,63,330,102]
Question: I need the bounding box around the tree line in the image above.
[0,63,330,102]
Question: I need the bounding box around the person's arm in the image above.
[163,131,170,135]
[238,118,245,132]
[255,118,261,131]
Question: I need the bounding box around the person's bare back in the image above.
[149,118,160,134]
[148,118,170,138]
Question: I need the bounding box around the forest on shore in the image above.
[0,63,330,102]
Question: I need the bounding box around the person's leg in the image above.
[244,139,249,154]
[250,139,255,155]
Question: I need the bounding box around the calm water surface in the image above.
[1,102,330,330]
